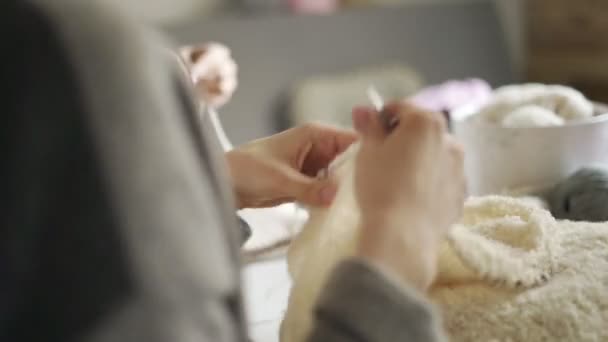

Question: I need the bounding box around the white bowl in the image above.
[452,103,608,196]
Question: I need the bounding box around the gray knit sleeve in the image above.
[308,259,447,342]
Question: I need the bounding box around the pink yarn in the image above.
[408,78,493,113]
[287,0,338,14]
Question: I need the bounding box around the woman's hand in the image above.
[178,42,237,108]
[226,123,358,209]
[352,102,465,292]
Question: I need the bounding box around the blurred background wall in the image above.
[526,0,608,105]
[102,0,523,143]
[103,0,523,70]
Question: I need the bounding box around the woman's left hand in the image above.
[226,123,358,209]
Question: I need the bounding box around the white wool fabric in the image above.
[432,217,608,341]
[282,144,608,342]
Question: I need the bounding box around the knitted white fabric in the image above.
[281,143,608,342]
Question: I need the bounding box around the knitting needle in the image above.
[367,85,384,112]
[368,86,453,133]
[367,85,399,133]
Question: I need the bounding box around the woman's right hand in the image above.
[352,102,465,291]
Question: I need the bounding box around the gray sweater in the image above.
[0,1,444,341]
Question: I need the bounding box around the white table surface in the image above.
[242,257,292,342]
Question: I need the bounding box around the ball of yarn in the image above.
[502,105,565,128]
[474,83,594,125]
[546,165,608,222]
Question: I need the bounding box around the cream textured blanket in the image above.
[281,144,608,342]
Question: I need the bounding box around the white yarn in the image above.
[473,83,593,126]
[501,105,565,128]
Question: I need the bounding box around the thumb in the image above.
[352,106,385,142]
[279,166,338,207]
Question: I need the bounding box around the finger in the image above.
[445,135,467,215]
[277,164,337,207]
[446,136,465,169]
[394,101,447,133]
[260,197,295,208]
[383,102,445,146]
[352,106,385,142]
[352,106,372,133]
[307,122,359,154]
[403,101,448,131]
[333,129,359,154]
[297,123,358,175]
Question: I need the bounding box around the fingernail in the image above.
[319,185,337,205]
